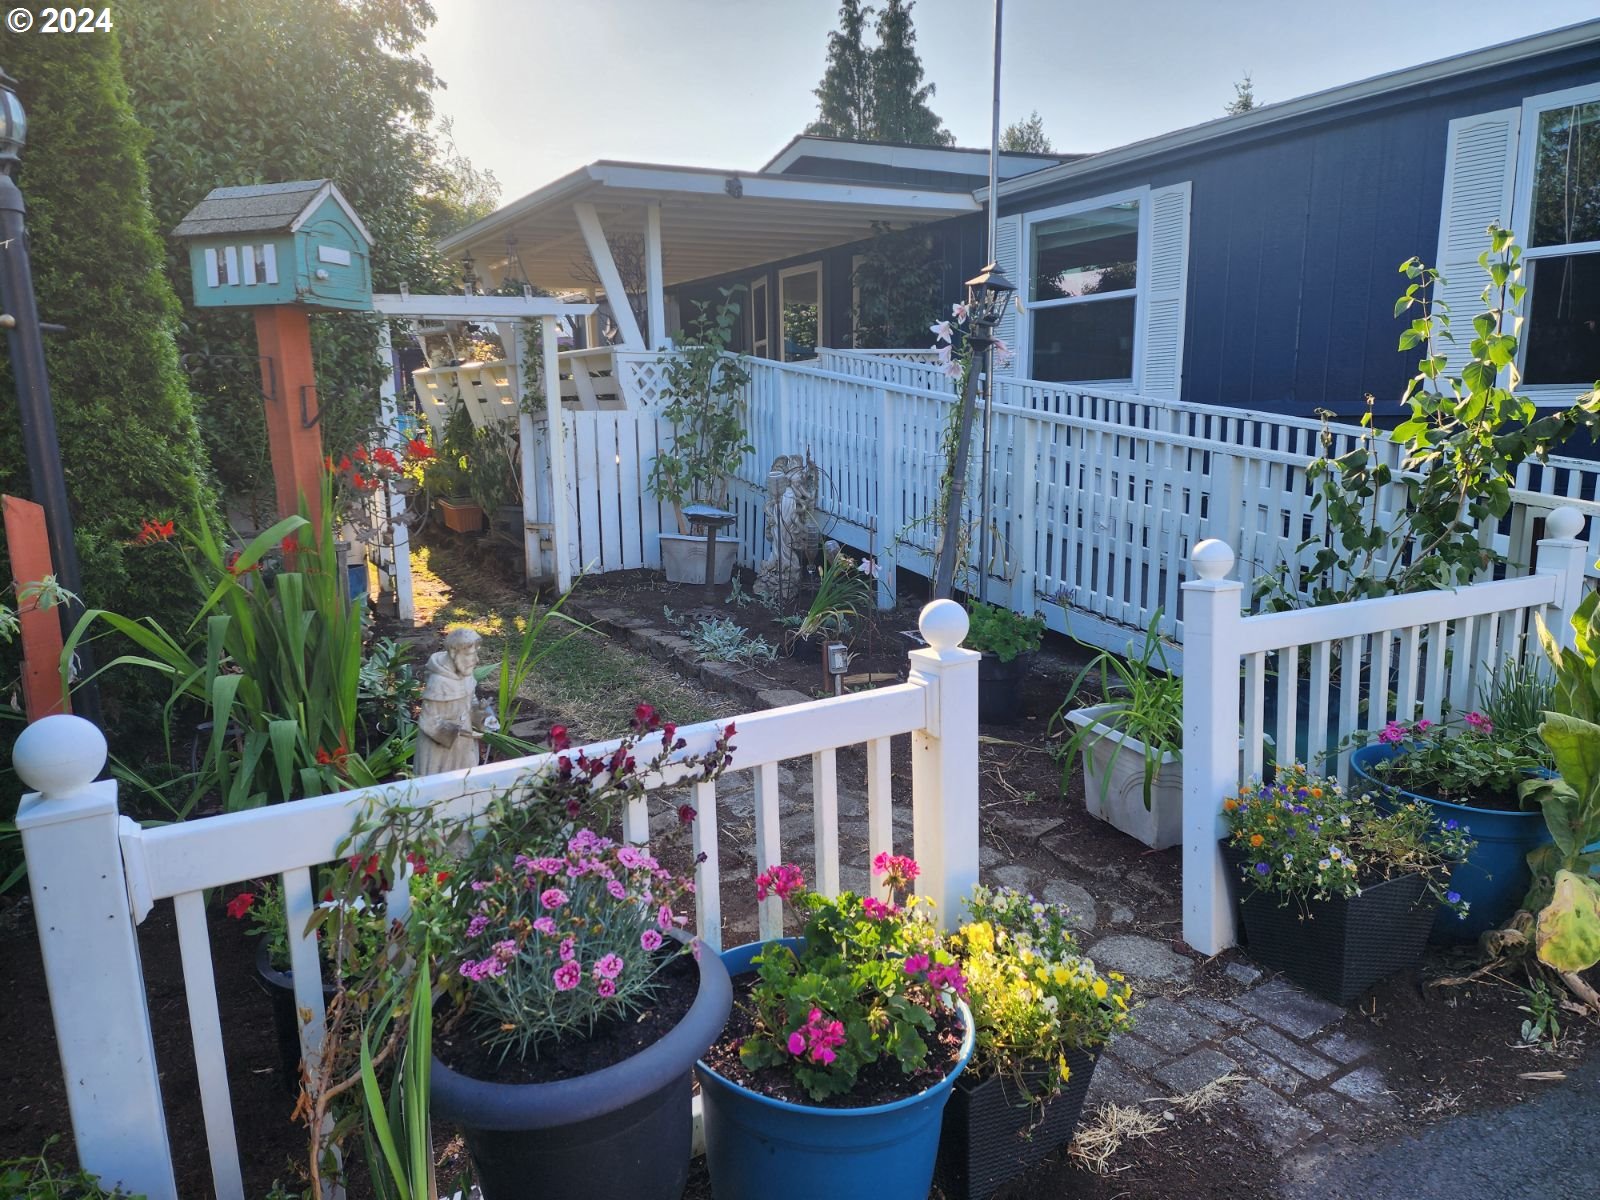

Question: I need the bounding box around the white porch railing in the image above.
[1177,507,1591,955]
[13,601,979,1200]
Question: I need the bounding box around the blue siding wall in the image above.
[1001,43,1600,420]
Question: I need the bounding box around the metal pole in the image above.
[0,167,101,725]
[976,0,1003,606]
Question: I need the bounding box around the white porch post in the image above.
[1537,505,1589,651]
[1181,539,1243,955]
[583,288,599,349]
[644,200,667,350]
[506,320,540,585]
[374,321,415,622]
[908,599,981,931]
[542,315,574,592]
[14,717,177,1200]
[574,201,645,349]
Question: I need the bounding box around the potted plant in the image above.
[1050,614,1184,849]
[934,885,1133,1200]
[467,420,523,543]
[380,708,738,1200]
[963,601,1045,724]
[645,290,751,583]
[782,545,875,662]
[426,400,483,534]
[696,854,974,1200]
[1222,764,1474,1004]
[1350,709,1551,940]
[228,870,393,1091]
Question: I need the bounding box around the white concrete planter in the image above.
[1064,703,1182,850]
[660,533,737,585]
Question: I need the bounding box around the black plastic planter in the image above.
[1223,843,1439,1005]
[977,652,1028,725]
[933,1047,1099,1200]
[254,943,335,1095]
[431,942,732,1200]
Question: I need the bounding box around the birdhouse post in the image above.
[174,180,374,530]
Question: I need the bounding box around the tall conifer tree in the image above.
[867,0,953,145]
[808,0,875,139]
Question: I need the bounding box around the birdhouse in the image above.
[173,179,373,311]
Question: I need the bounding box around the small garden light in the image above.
[824,640,850,695]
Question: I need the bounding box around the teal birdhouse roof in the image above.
[172,179,373,244]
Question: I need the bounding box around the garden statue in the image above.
[417,627,493,775]
[756,452,820,604]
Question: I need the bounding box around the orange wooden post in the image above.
[252,306,324,531]
[3,494,68,718]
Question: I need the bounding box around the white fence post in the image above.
[1180,540,1243,955]
[13,716,177,1200]
[907,599,981,931]
[1538,505,1589,652]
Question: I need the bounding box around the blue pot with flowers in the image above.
[422,711,739,1200]
[695,856,974,1200]
[1221,765,1474,1004]
[1351,712,1553,941]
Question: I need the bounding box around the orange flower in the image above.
[1249,833,1264,847]
[1223,798,1238,812]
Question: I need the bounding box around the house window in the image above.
[1025,196,1141,383]
[1521,95,1600,387]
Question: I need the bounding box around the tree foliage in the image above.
[1225,73,1258,115]
[116,0,482,514]
[806,0,953,146]
[852,223,941,348]
[1001,110,1053,154]
[0,29,213,719]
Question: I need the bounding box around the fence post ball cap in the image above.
[1191,539,1236,581]
[919,598,969,650]
[14,714,107,798]
[1545,506,1585,542]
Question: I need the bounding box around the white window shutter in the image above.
[1434,109,1520,379]
[991,213,1022,377]
[1138,181,1191,399]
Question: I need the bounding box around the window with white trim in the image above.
[1518,88,1600,388]
[1026,196,1140,383]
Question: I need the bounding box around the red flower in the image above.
[371,447,400,471]
[225,892,255,920]
[678,804,697,825]
[405,438,434,461]
[405,850,428,874]
[353,445,369,463]
[549,724,570,751]
[436,871,451,885]
[634,703,658,731]
[349,853,381,879]
[353,475,380,492]
[133,518,175,545]
[723,722,738,740]
[225,550,261,577]
[337,455,353,472]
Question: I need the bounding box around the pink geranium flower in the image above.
[552,961,581,991]
[640,928,664,952]
[540,887,568,910]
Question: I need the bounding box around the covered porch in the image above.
[435,159,978,397]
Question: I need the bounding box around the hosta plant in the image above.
[1223,764,1474,917]
[951,885,1132,1097]
[737,854,968,1101]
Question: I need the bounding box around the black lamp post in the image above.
[0,66,100,724]
[931,262,1017,600]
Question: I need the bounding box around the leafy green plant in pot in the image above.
[1049,613,1183,849]
[646,289,752,584]
[348,706,738,1200]
[783,545,875,662]
[695,854,974,1200]
[962,601,1044,725]
[425,400,483,534]
[934,885,1132,1200]
[1222,764,1474,1004]
[465,420,523,544]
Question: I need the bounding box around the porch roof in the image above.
[437,160,980,292]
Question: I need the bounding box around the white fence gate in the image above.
[1176,507,1591,955]
[13,602,980,1200]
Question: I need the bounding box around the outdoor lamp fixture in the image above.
[824,641,851,696]
[460,252,479,296]
[962,262,1016,348]
[0,65,100,722]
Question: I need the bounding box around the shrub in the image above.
[963,601,1044,663]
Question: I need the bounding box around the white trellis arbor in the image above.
[371,292,595,596]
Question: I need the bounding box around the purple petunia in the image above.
[1255,862,1271,876]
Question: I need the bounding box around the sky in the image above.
[422,0,1599,204]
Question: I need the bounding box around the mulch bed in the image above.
[699,973,965,1110]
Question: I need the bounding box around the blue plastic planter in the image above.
[1351,742,1551,942]
[696,938,974,1200]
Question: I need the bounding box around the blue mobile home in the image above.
[443,19,1600,422]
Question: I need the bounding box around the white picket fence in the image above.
[1177,507,1591,954]
[418,343,1600,664]
[13,601,979,1200]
